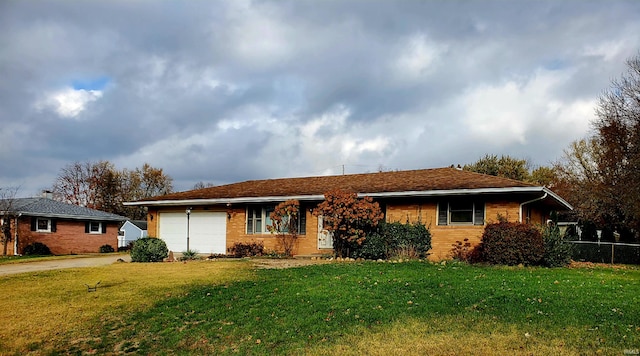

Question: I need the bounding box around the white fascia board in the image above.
[124,186,573,209]
[542,187,574,210]
[364,187,572,210]
[360,187,546,199]
[123,195,326,207]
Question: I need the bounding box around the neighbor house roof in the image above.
[129,220,148,230]
[2,198,126,221]
[126,167,572,210]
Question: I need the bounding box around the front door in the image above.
[317,216,334,250]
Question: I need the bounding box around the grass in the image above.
[0,260,638,355]
[0,259,254,354]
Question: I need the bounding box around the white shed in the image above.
[118,220,148,248]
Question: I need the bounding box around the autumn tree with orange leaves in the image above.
[314,189,384,258]
[267,200,301,257]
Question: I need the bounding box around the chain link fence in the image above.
[568,241,640,265]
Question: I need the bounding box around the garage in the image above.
[158,211,226,254]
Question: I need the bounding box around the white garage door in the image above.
[159,212,227,254]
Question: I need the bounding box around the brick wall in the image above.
[226,208,323,255]
[147,209,158,237]
[386,200,524,260]
[148,196,556,260]
[16,218,119,255]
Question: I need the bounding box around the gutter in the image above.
[125,186,573,208]
[519,193,547,223]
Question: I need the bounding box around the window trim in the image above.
[438,201,485,226]
[36,218,52,232]
[88,222,102,234]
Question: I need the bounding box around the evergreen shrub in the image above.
[23,242,52,256]
[130,237,168,262]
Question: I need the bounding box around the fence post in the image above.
[611,243,614,264]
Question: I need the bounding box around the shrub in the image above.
[353,231,388,260]
[386,221,431,259]
[23,242,52,256]
[313,189,384,258]
[262,250,285,259]
[450,239,472,261]
[130,237,168,262]
[450,239,483,263]
[353,221,431,260]
[542,224,573,267]
[179,249,200,261]
[99,244,115,253]
[228,241,264,258]
[479,221,544,266]
[267,200,301,257]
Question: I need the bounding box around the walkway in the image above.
[0,254,131,276]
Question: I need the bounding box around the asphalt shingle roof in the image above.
[4,198,126,221]
[140,167,538,202]
[130,220,148,230]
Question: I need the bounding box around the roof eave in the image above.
[16,212,126,221]
[542,187,574,210]
[125,186,572,210]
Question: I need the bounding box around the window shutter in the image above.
[31,217,37,231]
[51,220,57,232]
[474,203,485,226]
[102,222,107,234]
[437,202,448,225]
[299,207,307,235]
[247,208,253,234]
[85,222,90,233]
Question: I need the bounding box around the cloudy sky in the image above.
[2,0,639,197]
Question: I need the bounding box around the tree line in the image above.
[52,161,173,220]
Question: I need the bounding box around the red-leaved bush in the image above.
[478,221,544,266]
[313,189,384,258]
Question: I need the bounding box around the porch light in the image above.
[186,207,192,251]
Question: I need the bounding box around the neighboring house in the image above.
[125,167,572,260]
[0,196,126,255]
[118,220,148,248]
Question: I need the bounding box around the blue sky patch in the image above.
[71,76,110,91]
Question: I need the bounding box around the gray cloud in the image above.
[1,0,639,196]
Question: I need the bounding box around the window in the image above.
[85,221,106,234]
[89,222,102,234]
[30,218,56,232]
[438,201,484,226]
[36,218,51,232]
[246,204,306,235]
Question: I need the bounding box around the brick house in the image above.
[1,196,126,255]
[125,167,572,260]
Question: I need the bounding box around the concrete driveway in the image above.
[0,254,131,276]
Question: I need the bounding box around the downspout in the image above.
[519,193,547,223]
[14,213,21,256]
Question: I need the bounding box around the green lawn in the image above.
[46,261,640,355]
